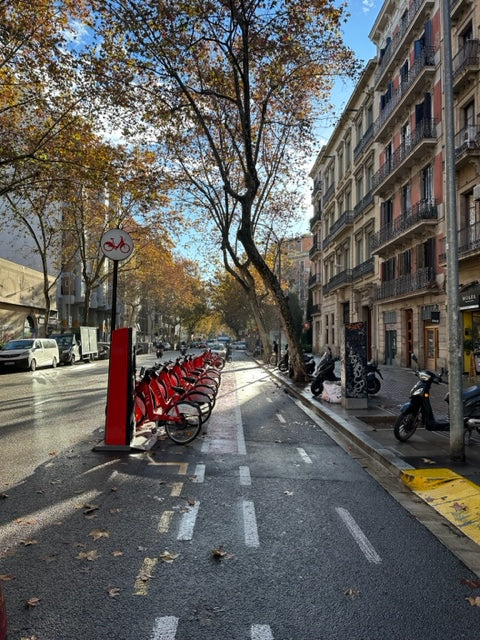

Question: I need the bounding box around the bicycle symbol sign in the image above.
[100,229,134,261]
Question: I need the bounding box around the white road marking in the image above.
[266,397,273,403]
[243,500,260,547]
[192,463,205,483]
[235,390,247,454]
[276,412,286,423]
[251,624,274,639]
[239,465,252,486]
[297,447,312,464]
[177,500,200,541]
[335,507,382,564]
[151,616,178,639]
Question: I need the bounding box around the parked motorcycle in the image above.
[287,353,316,378]
[394,354,480,442]
[310,347,340,396]
[367,361,383,395]
[278,346,289,372]
[156,344,164,359]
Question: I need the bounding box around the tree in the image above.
[86,0,359,381]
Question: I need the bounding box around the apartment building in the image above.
[309,0,480,374]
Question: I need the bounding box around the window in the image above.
[355,233,364,265]
[381,199,393,226]
[356,175,364,203]
[381,256,396,281]
[401,182,411,213]
[421,164,433,201]
[366,164,374,192]
[399,249,412,275]
[342,302,350,325]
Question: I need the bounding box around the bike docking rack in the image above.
[95,344,226,453]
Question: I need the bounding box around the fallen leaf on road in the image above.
[453,502,468,511]
[466,596,480,607]
[344,587,360,599]
[421,458,436,464]
[159,551,179,563]
[212,545,234,560]
[461,578,480,588]
[76,550,100,561]
[0,574,14,581]
[25,597,41,608]
[107,586,121,598]
[89,529,110,540]
[112,550,124,557]
[20,539,38,546]
[284,490,294,496]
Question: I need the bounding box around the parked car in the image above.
[51,333,81,365]
[234,341,247,350]
[0,338,60,372]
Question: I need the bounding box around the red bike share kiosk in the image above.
[94,327,136,451]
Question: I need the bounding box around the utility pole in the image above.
[441,0,465,462]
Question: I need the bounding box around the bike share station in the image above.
[93,229,156,453]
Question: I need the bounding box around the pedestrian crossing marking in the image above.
[169,482,183,497]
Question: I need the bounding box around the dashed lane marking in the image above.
[239,465,252,486]
[170,482,183,497]
[158,511,174,533]
[192,463,205,483]
[276,412,286,424]
[297,447,313,464]
[251,624,274,639]
[243,500,260,547]
[177,500,200,541]
[151,616,178,639]
[133,557,158,596]
[335,507,381,564]
[145,458,189,475]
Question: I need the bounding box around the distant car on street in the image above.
[210,343,227,358]
[233,341,247,350]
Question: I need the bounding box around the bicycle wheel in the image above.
[269,354,277,366]
[164,401,202,444]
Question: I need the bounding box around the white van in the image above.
[0,338,60,372]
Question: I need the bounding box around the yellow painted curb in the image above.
[401,468,480,545]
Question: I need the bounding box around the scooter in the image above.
[287,353,315,378]
[310,347,340,396]
[367,361,383,395]
[156,345,164,359]
[394,354,480,442]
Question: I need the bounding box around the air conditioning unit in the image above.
[473,184,480,201]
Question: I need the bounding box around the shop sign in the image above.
[460,291,480,310]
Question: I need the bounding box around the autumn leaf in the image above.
[107,586,121,598]
[461,578,480,588]
[284,490,294,496]
[0,493,8,499]
[20,539,38,546]
[89,529,110,541]
[25,597,41,608]
[112,550,124,557]
[453,502,468,511]
[159,551,179,563]
[212,545,233,560]
[0,574,15,581]
[76,550,100,561]
[466,596,480,607]
[421,458,436,464]
[344,587,360,599]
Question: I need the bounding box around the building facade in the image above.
[309,0,480,375]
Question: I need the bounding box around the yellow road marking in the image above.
[401,468,480,544]
[170,482,183,497]
[145,457,188,475]
[158,511,174,533]
[133,557,158,596]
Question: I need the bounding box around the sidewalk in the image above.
[266,359,480,546]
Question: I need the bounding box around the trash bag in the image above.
[322,381,342,403]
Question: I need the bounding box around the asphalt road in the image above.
[1,353,480,639]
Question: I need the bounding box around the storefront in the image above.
[460,285,480,376]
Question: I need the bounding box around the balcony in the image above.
[308,272,322,287]
[439,221,480,262]
[374,266,437,301]
[322,211,354,249]
[450,0,474,24]
[323,269,353,295]
[374,48,436,143]
[309,210,321,231]
[374,0,435,90]
[352,258,375,281]
[309,239,321,259]
[372,119,437,197]
[353,190,374,219]
[370,200,438,256]
[322,182,335,207]
[452,40,480,94]
[454,125,480,167]
[353,123,374,161]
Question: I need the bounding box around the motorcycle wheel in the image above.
[278,362,288,372]
[311,379,323,396]
[394,411,420,442]
[367,377,381,395]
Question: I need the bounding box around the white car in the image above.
[234,341,247,350]
[210,343,227,357]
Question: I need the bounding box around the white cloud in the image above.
[362,0,375,14]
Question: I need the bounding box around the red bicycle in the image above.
[102,235,131,254]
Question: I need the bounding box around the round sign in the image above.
[100,229,134,261]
